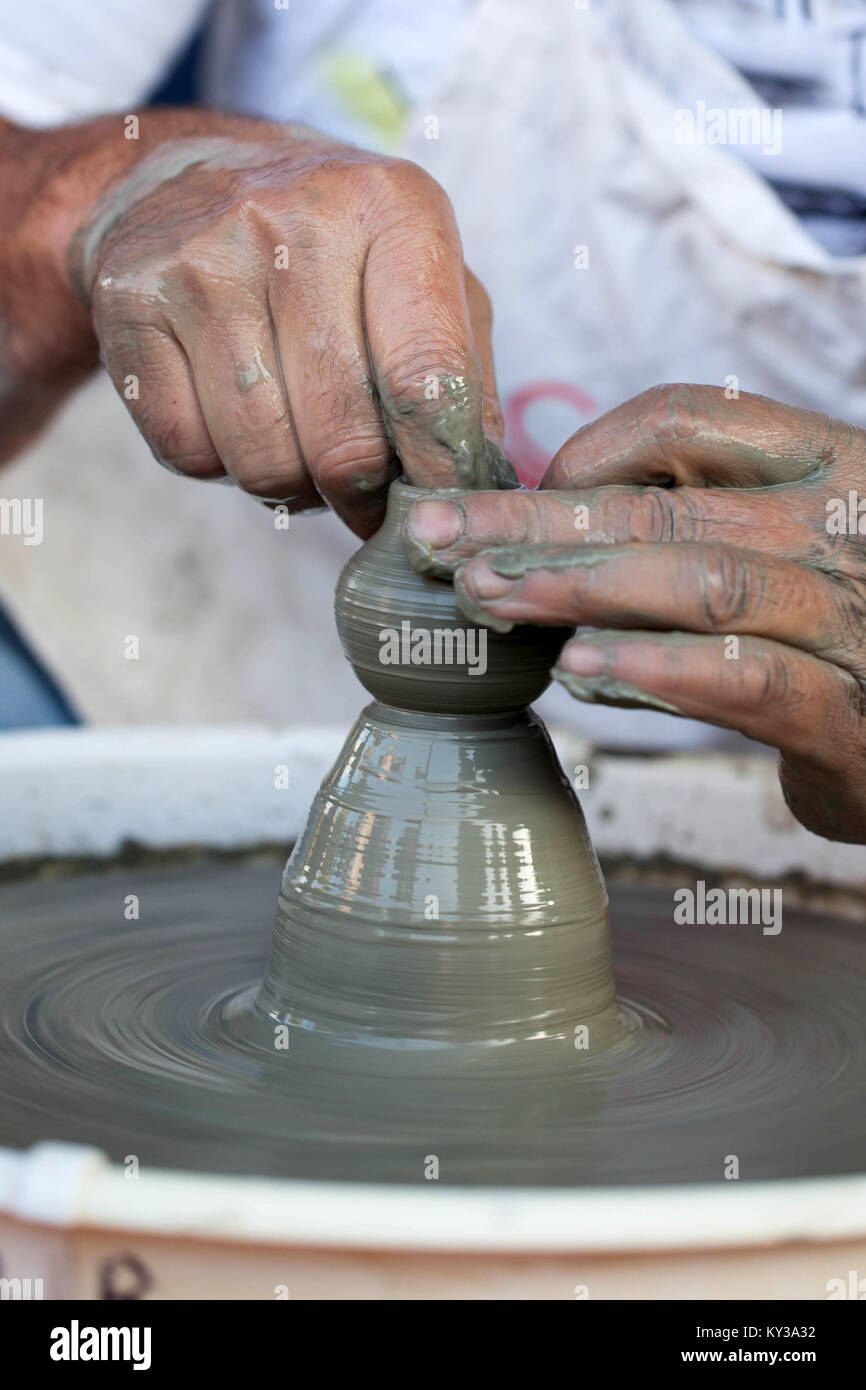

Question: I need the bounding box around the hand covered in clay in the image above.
[78,125,513,533]
[404,385,866,844]
[2,114,506,535]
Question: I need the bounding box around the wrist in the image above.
[0,121,107,396]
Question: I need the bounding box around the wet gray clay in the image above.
[258,480,627,1055]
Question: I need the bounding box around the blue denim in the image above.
[0,605,77,729]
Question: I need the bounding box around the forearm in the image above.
[0,107,300,460]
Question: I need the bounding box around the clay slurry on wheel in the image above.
[0,863,864,1184]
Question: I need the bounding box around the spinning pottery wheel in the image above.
[1,480,866,1298]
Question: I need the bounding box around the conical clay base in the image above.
[258,702,624,1055]
[254,480,630,1066]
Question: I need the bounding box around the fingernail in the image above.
[553,661,685,716]
[556,644,606,678]
[453,560,516,633]
[465,556,518,602]
[408,499,464,549]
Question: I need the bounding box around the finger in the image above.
[361,161,516,489]
[543,382,848,490]
[465,268,505,447]
[402,483,821,577]
[97,318,224,479]
[171,282,324,506]
[553,630,862,767]
[268,249,398,537]
[452,542,849,662]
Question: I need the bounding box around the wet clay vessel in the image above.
[256,480,628,1057]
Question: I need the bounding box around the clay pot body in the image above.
[257,481,624,1056]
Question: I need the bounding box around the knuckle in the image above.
[155,449,224,480]
[748,643,794,714]
[147,422,222,479]
[639,382,704,456]
[521,492,557,543]
[362,156,445,201]
[697,545,756,628]
[171,256,222,311]
[382,350,476,417]
[479,492,546,545]
[92,238,181,311]
[170,230,262,305]
[356,157,453,228]
[225,424,299,497]
[631,486,701,543]
[235,467,297,500]
[91,269,154,328]
[314,425,392,486]
[828,584,866,663]
[230,178,269,219]
[230,194,272,244]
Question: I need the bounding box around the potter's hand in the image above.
[404,384,866,844]
[1,113,504,535]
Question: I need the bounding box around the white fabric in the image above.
[673,0,866,255]
[203,0,469,146]
[1,0,865,752]
[0,1,208,125]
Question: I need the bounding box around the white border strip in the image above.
[3,1146,866,1253]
